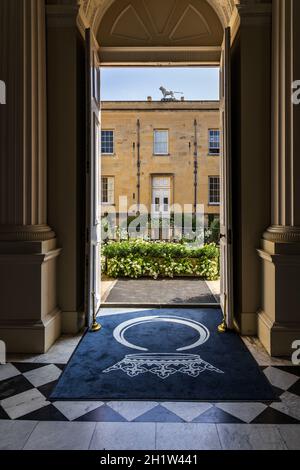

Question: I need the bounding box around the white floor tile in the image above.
[242,337,292,366]
[107,401,158,421]
[0,363,21,381]
[90,422,156,450]
[277,425,300,450]
[271,391,300,421]
[7,334,82,364]
[217,424,287,450]
[23,421,96,450]
[156,423,221,450]
[263,366,299,390]
[0,420,38,450]
[53,401,104,421]
[23,364,62,387]
[161,402,213,422]
[1,388,49,419]
[215,402,267,423]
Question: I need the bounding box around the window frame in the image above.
[208,176,220,206]
[101,129,114,155]
[208,129,220,155]
[153,129,169,156]
[101,176,115,205]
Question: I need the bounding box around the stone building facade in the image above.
[101,100,220,226]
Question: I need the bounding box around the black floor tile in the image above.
[12,363,48,374]
[287,379,300,397]
[18,404,68,421]
[252,406,300,424]
[0,406,10,419]
[0,375,33,400]
[134,405,183,423]
[192,406,244,423]
[37,380,59,399]
[276,366,300,377]
[75,405,127,422]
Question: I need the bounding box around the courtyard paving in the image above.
[104,278,219,304]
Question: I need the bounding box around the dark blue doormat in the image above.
[51,309,277,401]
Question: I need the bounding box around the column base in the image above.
[0,309,61,354]
[258,310,300,356]
[257,238,300,356]
[0,239,62,353]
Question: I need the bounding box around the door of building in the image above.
[152,177,171,217]
[219,27,234,330]
[85,29,102,325]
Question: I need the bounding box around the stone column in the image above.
[0,0,61,352]
[232,1,272,336]
[258,0,300,355]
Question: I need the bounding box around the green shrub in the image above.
[102,240,219,280]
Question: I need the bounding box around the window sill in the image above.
[208,203,220,206]
[102,153,116,157]
[101,203,116,206]
[208,153,220,156]
[153,154,170,157]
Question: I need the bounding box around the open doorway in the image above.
[84,0,234,334]
[99,66,222,307]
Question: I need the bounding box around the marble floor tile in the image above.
[7,334,82,364]
[89,422,156,450]
[53,401,104,421]
[263,366,299,390]
[23,364,62,388]
[271,391,300,421]
[242,337,292,366]
[23,421,96,450]
[0,363,21,382]
[156,423,221,450]
[1,388,49,419]
[0,375,33,400]
[217,424,287,450]
[0,420,38,450]
[215,402,267,423]
[277,425,300,450]
[161,402,213,422]
[106,401,158,421]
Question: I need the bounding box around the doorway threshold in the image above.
[101,302,221,309]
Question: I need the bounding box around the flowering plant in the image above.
[102,241,219,280]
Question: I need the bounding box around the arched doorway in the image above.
[81,0,237,330]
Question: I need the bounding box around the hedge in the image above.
[102,240,220,280]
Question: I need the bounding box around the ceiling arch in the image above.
[97,0,222,47]
[78,0,243,64]
[79,0,240,34]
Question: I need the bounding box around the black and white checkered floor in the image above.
[0,362,300,424]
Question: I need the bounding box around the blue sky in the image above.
[101,67,219,101]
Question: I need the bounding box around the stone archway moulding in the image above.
[78,0,241,40]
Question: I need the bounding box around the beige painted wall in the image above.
[101,101,220,220]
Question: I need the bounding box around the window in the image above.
[101,177,114,204]
[101,130,114,154]
[209,176,220,205]
[208,129,220,155]
[154,130,169,155]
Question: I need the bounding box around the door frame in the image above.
[85,40,235,320]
